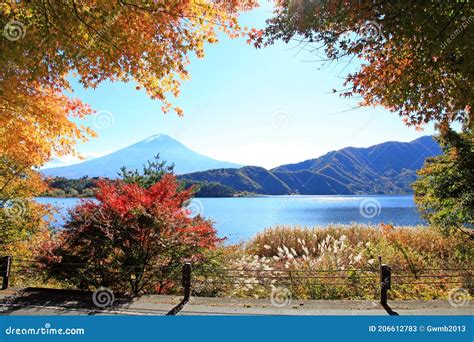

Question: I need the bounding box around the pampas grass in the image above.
[196,224,473,300]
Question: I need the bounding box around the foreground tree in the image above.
[257,1,473,234]
[119,154,175,189]
[38,174,221,295]
[0,156,51,260]
[413,128,473,237]
[1,0,257,169]
[0,0,255,251]
[258,0,472,127]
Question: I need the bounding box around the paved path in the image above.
[0,288,472,316]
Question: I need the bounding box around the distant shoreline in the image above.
[36,193,416,199]
[37,192,265,199]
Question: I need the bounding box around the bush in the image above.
[81,188,94,197]
[49,189,66,197]
[38,174,222,295]
[65,188,79,197]
[413,128,473,236]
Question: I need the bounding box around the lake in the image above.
[35,195,425,243]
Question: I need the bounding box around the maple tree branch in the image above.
[118,0,243,33]
[71,0,124,54]
[435,2,466,40]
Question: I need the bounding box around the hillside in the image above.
[180,166,292,195]
[180,136,442,195]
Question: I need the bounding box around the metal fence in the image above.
[1,255,472,314]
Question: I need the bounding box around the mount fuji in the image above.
[41,134,241,178]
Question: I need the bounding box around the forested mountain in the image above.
[180,136,441,195]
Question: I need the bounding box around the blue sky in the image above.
[44,2,435,169]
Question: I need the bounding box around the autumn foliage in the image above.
[0,0,255,255]
[0,0,257,166]
[38,174,222,295]
[413,128,474,236]
[0,0,256,209]
[260,1,472,127]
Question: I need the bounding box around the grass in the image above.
[193,224,473,300]
[6,223,473,302]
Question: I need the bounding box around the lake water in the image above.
[35,195,425,243]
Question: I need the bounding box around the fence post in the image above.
[380,264,391,306]
[182,262,192,301]
[1,256,12,290]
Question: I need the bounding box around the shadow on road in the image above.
[166,298,188,315]
[0,287,134,315]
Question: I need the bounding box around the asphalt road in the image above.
[0,288,472,316]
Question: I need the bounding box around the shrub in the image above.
[49,189,66,197]
[65,188,79,197]
[81,188,94,197]
[413,128,473,237]
[38,174,222,295]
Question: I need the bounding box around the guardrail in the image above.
[1,255,472,315]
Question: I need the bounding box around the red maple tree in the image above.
[38,174,221,295]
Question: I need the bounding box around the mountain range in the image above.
[41,134,442,195]
[180,136,442,195]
